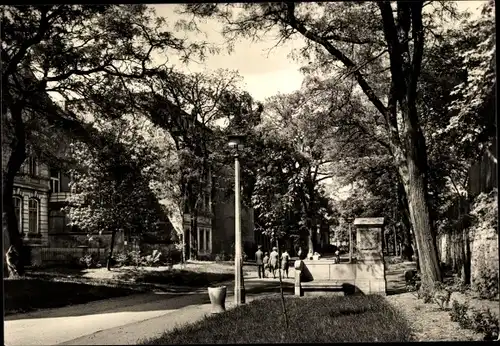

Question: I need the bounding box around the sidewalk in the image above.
[60,278,292,345]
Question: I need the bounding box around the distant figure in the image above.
[263,252,270,277]
[255,245,265,279]
[281,250,290,279]
[269,247,279,279]
[335,249,340,264]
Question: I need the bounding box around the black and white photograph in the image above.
[2,1,497,344]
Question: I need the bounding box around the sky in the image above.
[150,1,488,201]
[152,1,485,104]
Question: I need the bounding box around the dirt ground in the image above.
[384,258,497,341]
[386,292,484,341]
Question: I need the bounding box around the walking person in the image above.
[335,249,341,264]
[255,245,265,279]
[263,252,270,278]
[269,247,279,279]
[281,249,290,279]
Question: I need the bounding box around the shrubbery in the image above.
[450,300,499,340]
[79,254,98,269]
[469,188,498,299]
[111,249,176,267]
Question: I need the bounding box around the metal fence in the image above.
[36,247,106,265]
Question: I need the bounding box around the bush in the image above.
[79,254,96,269]
[469,189,498,299]
[449,275,470,294]
[418,287,434,304]
[450,300,499,340]
[450,300,472,328]
[215,251,229,262]
[474,262,498,299]
[142,250,162,267]
[405,270,421,292]
[129,250,142,267]
[113,252,130,267]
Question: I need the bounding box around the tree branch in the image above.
[408,1,425,105]
[284,2,389,118]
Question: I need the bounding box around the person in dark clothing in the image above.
[255,245,265,279]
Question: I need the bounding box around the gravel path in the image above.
[386,292,483,341]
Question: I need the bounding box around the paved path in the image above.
[4,278,293,346]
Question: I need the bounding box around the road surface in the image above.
[4,278,293,345]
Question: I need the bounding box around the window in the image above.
[13,196,23,234]
[60,172,71,192]
[28,198,39,234]
[50,169,60,193]
[49,210,69,233]
[198,228,211,253]
[27,157,37,176]
[199,228,205,253]
[206,229,211,252]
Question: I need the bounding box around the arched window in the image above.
[13,196,23,234]
[28,198,39,234]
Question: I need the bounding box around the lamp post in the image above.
[228,134,246,305]
[347,216,355,263]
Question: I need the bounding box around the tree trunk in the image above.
[400,160,442,287]
[307,227,314,255]
[276,239,289,331]
[106,229,117,271]
[3,103,27,277]
[462,227,471,285]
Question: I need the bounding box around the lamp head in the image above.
[228,134,246,152]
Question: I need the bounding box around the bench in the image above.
[294,259,387,296]
[300,281,344,295]
[294,260,357,296]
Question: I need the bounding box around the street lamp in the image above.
[346,216,355,263]
[228,134,246,305]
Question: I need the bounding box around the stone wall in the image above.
[469,225,499,296]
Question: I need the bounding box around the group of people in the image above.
[254,245,291,279]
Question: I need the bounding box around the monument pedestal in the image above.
[353,217,387,295]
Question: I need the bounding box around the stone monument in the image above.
[353,217,386,295]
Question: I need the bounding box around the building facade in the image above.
[8,151,256,265]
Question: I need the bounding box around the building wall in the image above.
[11,160,51,248]
[212,193,255,257]
[7,148,253,264]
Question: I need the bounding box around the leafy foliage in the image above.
[469,189,498,233]
[444,1,496,155]
[450,300,499,340]
[1,4,213,276]
[142,250,162,267]
[65,114,178,242]
[79,253,98,269]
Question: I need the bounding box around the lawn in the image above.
[4,277,137,316]
[6,262,244,316]
[26,263,238,288]
[140,295,413,344]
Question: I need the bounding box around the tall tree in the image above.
[65,114,179,269]
[138,68,262,260]
[1,5,207,276]
[181,1,469,286]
